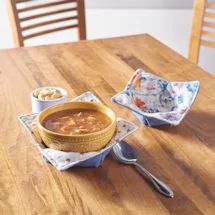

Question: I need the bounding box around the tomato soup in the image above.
[43,109,111,135]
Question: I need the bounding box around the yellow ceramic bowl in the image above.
[37,102,117,153]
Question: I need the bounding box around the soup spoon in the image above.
[112,141,174,198]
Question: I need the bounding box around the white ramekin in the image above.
[31,87,68,113]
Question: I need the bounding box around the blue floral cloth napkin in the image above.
[18,92,138,171]
[112,69,200,126]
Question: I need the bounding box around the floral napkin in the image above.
[112,69,200,126]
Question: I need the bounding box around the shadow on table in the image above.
[151,110,215,148]
[66,149,214,214]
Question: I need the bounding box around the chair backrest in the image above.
[7,0,86,47]
[189,0,215,64]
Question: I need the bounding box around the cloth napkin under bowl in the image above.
[18,92,137,171]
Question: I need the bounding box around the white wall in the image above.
[0,0,14,49]
[85,0,193,9]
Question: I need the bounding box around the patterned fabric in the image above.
[112,69,200,126]
[18,92,138,171]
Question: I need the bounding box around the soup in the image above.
[43,109,111,135]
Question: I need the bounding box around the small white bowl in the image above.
[31,87,68,113]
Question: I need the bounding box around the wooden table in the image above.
[0,34,214,215]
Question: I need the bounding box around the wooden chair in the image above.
[7,0,86,47]
[189,0,215,64]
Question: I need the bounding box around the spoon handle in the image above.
[134,162,174,198]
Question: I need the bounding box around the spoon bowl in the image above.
[112,141,137,164]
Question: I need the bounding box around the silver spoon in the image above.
[112,141,174,198]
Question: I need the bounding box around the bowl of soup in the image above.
[37,102,117,153]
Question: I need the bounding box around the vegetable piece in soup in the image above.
[43,109,111,135]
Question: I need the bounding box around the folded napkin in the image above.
[18,92,137,171]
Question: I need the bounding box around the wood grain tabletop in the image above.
[0,34,214,215]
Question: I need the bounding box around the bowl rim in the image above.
[37,101,117,137]
[31,86,68,102]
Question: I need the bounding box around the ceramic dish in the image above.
[31,87,68,113]
[18,92,138,171]
[37,101,117,153]
[111,69,200,126]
